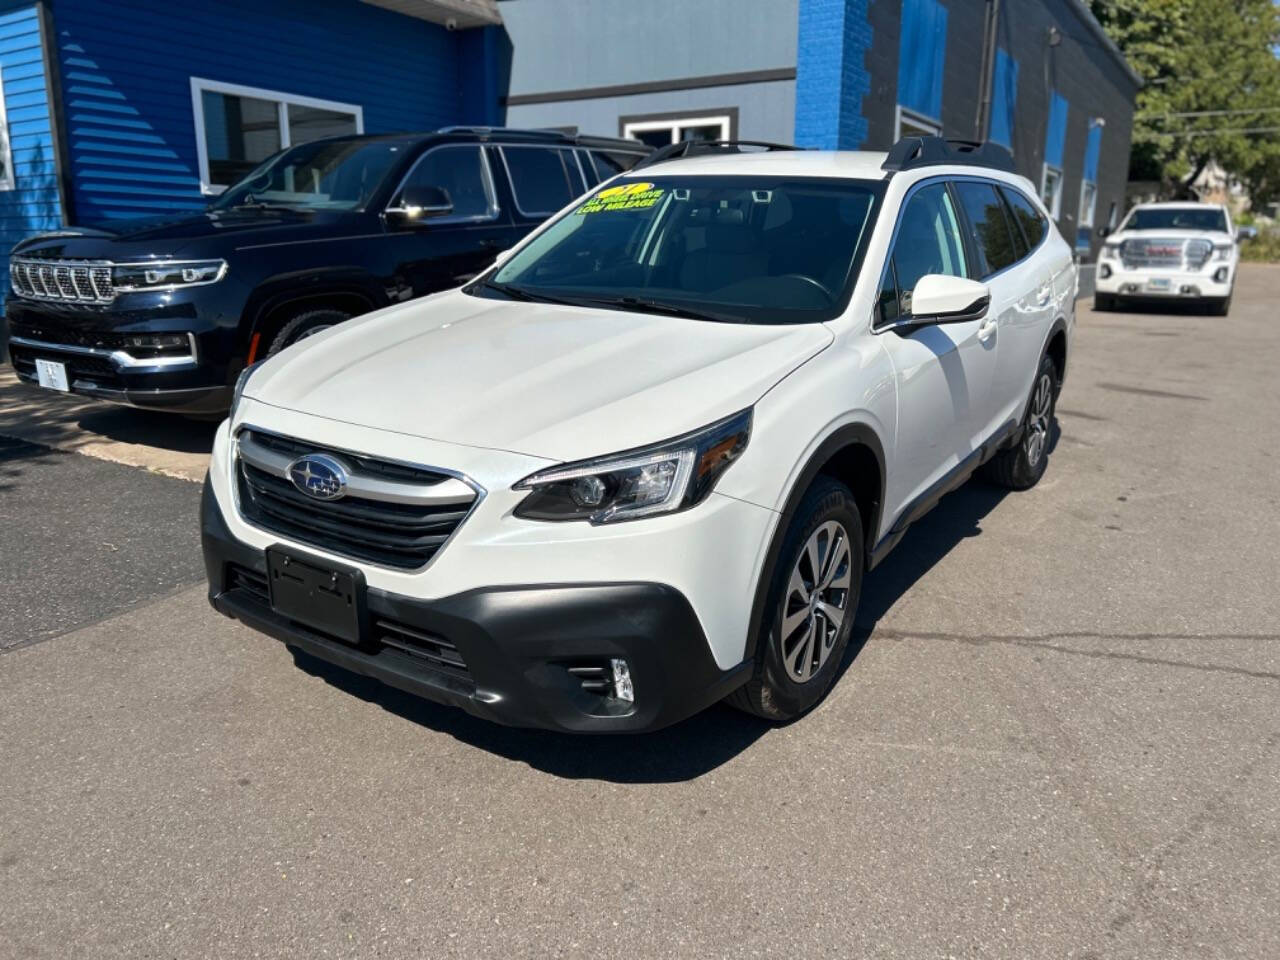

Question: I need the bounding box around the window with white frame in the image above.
[1078,179,1097,229]
[895,105,942,140]
[0,65,14,191]
[1041,164,1063,219]
[620,113,731,150]
[191,78,363,194]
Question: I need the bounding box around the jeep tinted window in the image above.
[892,183,967,312]
[590,150,641,181]
[1002,187,1048,249]
[502,147,578,215]
[396,145,495,220]
[954,181,1018,277]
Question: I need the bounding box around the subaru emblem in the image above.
[287,453,349,501]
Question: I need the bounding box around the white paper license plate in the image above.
[1145,278,1172,292]
[34,358,70,392]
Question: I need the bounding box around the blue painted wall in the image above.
[794,0,871,149]
[0,1,61,303]
[1082,123,1103,182]
[897,0,946,122]
[989,49,1017,149]
[1044,90,1069,168]
[49,0,506,222]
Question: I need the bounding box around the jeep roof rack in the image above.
[881,136,1016,174]
[434,126,643,149]
[631,139,801,171]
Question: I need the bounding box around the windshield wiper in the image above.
[582,295,738,324]
[474,279,584,308]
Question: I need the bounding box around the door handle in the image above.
[977,318,997,343]
[1036,283,1053,307]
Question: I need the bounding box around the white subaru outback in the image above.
[202,137,1076,732]
[1094,201,1237,315]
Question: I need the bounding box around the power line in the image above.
[1139,126,1280,138]
[1139,107,1280,120]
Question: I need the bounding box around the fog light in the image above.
[1099,263,1111,280]
[610,658,634,702]
[127,333,187,350]
[1214,267,1229,283]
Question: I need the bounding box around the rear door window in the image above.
[501,146,578,216]
[1001,187,1048,250]
[953,181,1019,277]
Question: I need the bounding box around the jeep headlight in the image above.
[112,259,227,292]
[514,409,751,523]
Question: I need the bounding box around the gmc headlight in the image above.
[229,361,261,422]
[514,409,752,523]
[1102,242,1120,259]
[1213,244,1234,261]
[113,259,227,292]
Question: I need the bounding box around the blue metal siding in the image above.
[989,48,1017,149]
[1044,90,1069,168]
[897,0,946,121]
[794,0,871,149]
[1083,123,1103,182]
[0,2,61,303]
[50,0,487,221]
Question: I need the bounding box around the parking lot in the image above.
[2,266,1278,959]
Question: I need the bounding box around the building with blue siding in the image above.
[0,0,510,305]
[501,0,1140,260]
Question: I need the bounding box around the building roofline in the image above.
[1064,0,1143,90]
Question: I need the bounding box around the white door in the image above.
[874,181,998,528]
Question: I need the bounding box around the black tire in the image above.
[728,477,864,722]
[266,307,351,356]
[1094,293,1115,311]
[1206,295,1231,317]
[981,353,1058,490]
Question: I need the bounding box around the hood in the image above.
[245,290,833,463]
[11,209,355,260]
[1109,228,1233,244]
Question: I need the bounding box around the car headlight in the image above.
[1213,244,1234,261]
[112,260,227,292]
[513,409,752,524]
[1102,242,1120,259]
[228,362,260,422]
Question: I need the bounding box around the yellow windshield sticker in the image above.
[576,181,665,214]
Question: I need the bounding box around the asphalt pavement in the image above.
[1,267,1277,959]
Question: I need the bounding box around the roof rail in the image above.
[435,125,646,150]
[631,139,800,170]
[882,137,1016,174]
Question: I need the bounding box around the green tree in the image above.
[1091,0,1280,203]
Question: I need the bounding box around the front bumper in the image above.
[1094,260,1235,299]
[202,482,752,732]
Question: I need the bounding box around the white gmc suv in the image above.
[1094,201,1238,315]
[202,137,1076,732]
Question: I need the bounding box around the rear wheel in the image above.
[982,353,1057,490]
[728,477,863,722]
[266,307,351,356]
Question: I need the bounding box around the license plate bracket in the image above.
[34,358,70,392]
[266,546,366,645]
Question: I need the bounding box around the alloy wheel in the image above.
[780,520,852,682]
[1024,372,1053,467]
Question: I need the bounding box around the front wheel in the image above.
[728,477,863,722]
[266,307,351,356]
[982,353,1058,490]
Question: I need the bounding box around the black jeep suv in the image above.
[3,127,647,415]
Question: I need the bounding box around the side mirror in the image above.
[1236,225,1256,241]
[907,274,990,324]
[387,185,453,225]
[1097,224,1111,238]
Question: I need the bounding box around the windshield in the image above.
[1123,207,1228,233]
[473,175,883,324]
[211,138,412,212]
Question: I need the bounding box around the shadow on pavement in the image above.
[0,436,61,494]
[76,407,218,455]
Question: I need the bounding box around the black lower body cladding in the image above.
[201,482,749,733]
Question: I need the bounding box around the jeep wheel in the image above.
[982,353,1058,490]
[266,307,351,356]
[728,477,863,722]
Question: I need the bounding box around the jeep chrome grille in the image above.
[10,258,114,303]
[1120,237,1214,272]
[234,430,481,571]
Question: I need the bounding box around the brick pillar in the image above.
[794,0,872,149]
